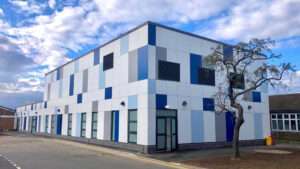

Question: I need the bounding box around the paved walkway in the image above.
[0,133,174,169]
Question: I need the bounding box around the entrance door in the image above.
[51,115,56,135]
[156,110,177,152]
[56,114,63,135]
[111,111,119,142]
[31,117,37,133]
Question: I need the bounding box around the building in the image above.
[0,106,15,131]
[16,21,270,153]
[270,94,300,141]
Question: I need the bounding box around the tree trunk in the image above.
[231,102,244,159]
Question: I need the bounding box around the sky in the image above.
[0,0,300,108]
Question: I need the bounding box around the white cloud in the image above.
[203,0,300,41]
[8,0,45,15]
[48,0,56,9]
[0,8,4,17]
[269,70,300,94]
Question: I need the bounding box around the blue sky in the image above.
[0,0,300,108]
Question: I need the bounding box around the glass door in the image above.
[156,110,177,152]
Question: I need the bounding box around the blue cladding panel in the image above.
[148,23,156,45]
[77,94,82,104]
[252,91,261,102]
[94,48,100,65]
[99,64,105,89]
[191,111,204,142]
[156,94,167,109]
[148,79,156,94]
[190,53,202,84]
[105,87,112,100]
[69,74,74,96]
[114,111,119,142]
[56,69,60,80]
[56,114,62,135]
[138,46,148,80]
[226,112,235,142]
[120,35,129,55]
[203,98,215,111]
[128,95,138,109]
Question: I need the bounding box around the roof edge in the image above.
[45,21,231,75]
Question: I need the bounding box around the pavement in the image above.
[0,133,181,169]
[0,132,203,169]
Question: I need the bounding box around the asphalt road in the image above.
[0,133,170,169]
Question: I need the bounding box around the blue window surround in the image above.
[105,87,112,100]
[156,94,167,109]
[56,69,60,81]
[252,91,261,102]
[203,98,215,111]
[77,94,82,104]
[94,48,100,65]
[190,53,202,84]
[69,74,74,96]
[138,46,148,80]
[148,23,156,45]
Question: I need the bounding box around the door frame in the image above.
[111,110,119,142]
[156,109,178,152]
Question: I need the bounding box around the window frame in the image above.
[80,113,86,138]
[91,112,98,139]
[67,114,72,136]
[128,109,138,144]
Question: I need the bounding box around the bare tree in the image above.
[206,38,294,159]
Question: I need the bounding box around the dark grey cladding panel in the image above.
[128,50,138,82]
[82,69,89,93]
[215,112,226,142]
[64,105,69,114]
[155,46,167,79]
[92,101,98,112]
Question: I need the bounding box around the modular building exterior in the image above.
[16,21,270,153]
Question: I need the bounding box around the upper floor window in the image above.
[77,94,83,104]
[105,87,112,100]
[198,68,215,86]
[94,48,100,65]
[203,98,215,111]
[252,91,261,102]
[103,53,114,71]
[230,73,245,89]
[158,60,180,82]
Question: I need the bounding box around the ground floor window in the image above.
[38,115,42,132]
[81,113,86,137]
[51,115,55,134]
[45,115,49,133]
[91,112,98,139]
[271,113,300,132]
[128,110,137,144]
[67,114,72,136]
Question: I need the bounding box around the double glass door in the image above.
[156,110,177,152]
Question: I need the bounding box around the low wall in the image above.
[272,132,300,142]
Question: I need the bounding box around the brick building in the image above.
[0,106,15,131]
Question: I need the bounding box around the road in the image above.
[0,133,170,169]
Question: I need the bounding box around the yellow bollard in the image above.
[266,136,273,146]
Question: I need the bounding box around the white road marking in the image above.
[0,154,22,169]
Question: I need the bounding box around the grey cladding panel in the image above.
[128,50,138,82]
[92,101,98,112]
[215,112,226,142]
[82,69,89,93]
